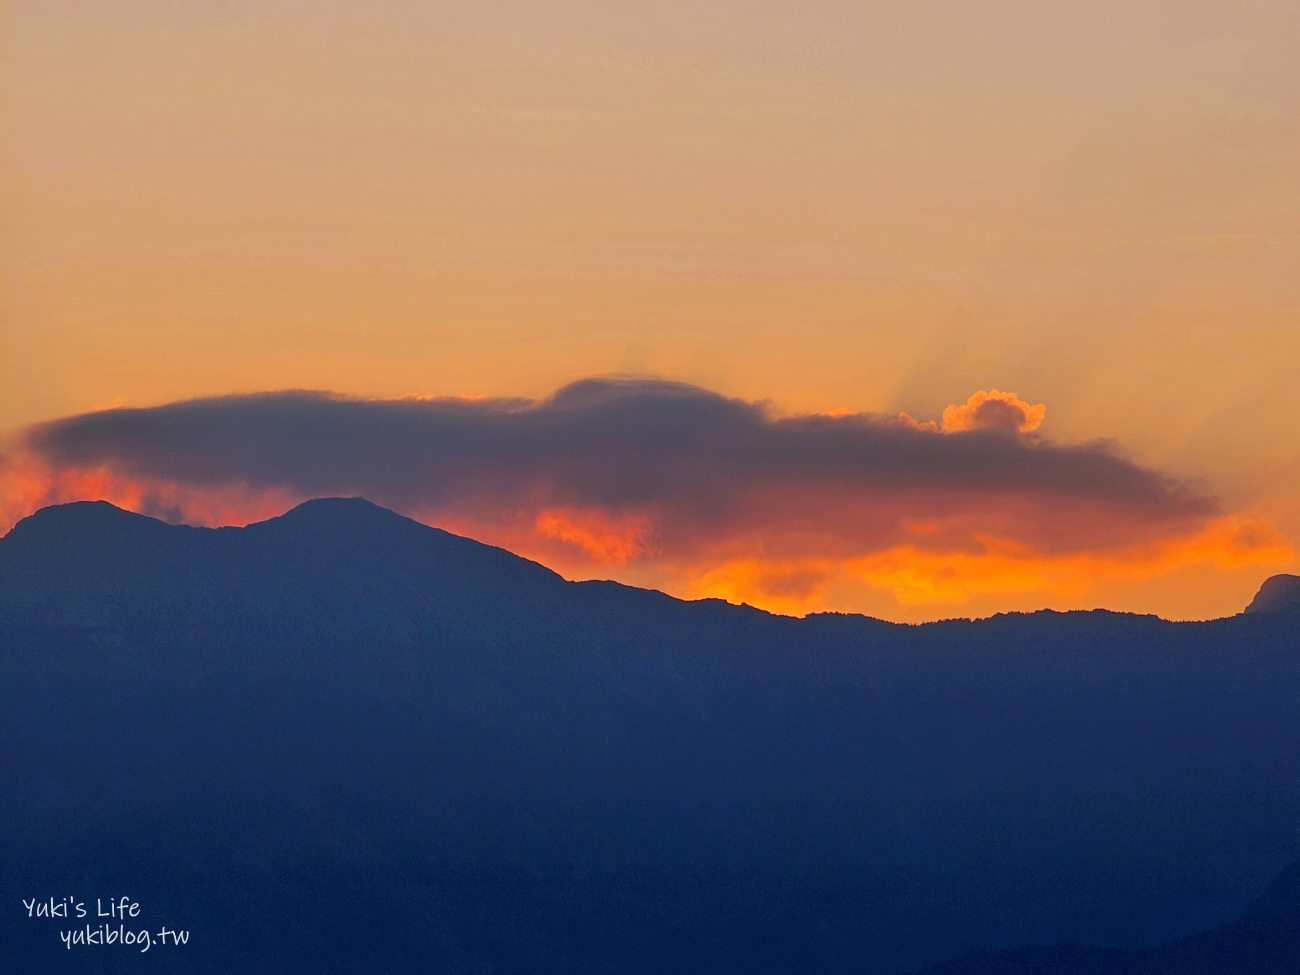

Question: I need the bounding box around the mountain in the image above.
[917,860,1300,974]
[1244,573,1300,615]
[2,499,1298,974]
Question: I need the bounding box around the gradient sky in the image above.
[4,1,1298,621]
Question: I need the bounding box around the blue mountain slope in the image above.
[2,500,1297,974]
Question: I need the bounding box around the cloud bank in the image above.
[2,378,1290,616]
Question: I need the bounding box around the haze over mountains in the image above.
[2,498,1297,973]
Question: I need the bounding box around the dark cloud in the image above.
[21,378,1215,558]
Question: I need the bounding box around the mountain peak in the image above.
[1244,574,1300,615]
[3,499,168,543]
[253,497,434,540]
[277,496,404,522]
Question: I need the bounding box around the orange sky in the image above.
[3,1,1299,620]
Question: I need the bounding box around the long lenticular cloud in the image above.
[2,378,1291,615]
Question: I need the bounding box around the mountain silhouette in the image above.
[1244,573,1300,615]
[2,499,1297,974]
[916,860,1300,974]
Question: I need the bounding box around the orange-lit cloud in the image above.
[534,507,654,564]
[940,389,1046,435]
[1,378,1291,620]
[686,514,1292,615]
[0,447,297,537]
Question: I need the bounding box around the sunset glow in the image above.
[2,380,1291,622]
[4,0,1299,621]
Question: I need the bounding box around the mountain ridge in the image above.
[1244,572,1300,615]
[916,858,1300,974]
[3,497,1286,624]
[2,496,1297,973]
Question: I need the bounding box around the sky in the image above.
[3,0,1298,621]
